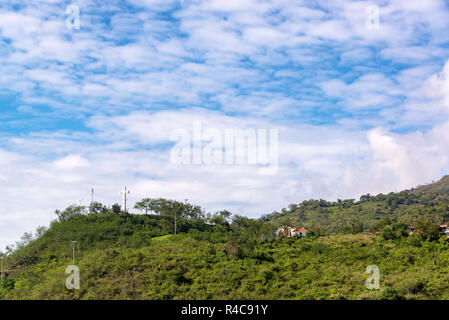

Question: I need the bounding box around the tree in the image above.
[360,193,372,202]
[343,220,364,234]
[14,231,34,250]
[5,246,14,255]
[210,210,232,226]
[380,220,409,240]
[134,198,205,233]
[394,223,409,238]
[55,204,86,222]
[308,225,326,238]
[134,198,204,220]
[414,219,441,241]
[89,201,108,214]
[231,215,254,230]
[111,203,121,215]
[373,217,397,232]
[231,215,276,240]
[35,225,48,239]
[134,198,151,214]
[381,225,395,240]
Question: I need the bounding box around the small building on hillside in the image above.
[408,223,449,237]
[276,226,307,238]
[440,223,449,237]
[291,227,307,237]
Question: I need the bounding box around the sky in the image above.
[1,0,449,250]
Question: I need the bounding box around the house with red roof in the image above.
[291,227,308,237]
[275,226,308,238]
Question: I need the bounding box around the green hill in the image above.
[2,214,449,300]
[410,175,449,195]
[3,178,449,300]
[263,184,449,235]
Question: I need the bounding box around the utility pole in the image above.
[71,241,76,264]
[90,188,94,213]
[175,210,177,235]
[1,256,3,283]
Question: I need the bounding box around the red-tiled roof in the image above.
[292,227,307,232]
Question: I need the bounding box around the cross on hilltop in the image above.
[120,186,130,212]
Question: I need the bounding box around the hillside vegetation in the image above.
[2,177,449,300]
[264,185,449,235]
[410,175,449,195]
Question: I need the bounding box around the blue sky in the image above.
[1,0,449,249]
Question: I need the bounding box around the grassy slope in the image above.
[3,214,449,300]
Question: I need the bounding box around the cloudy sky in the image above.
[1,0,449,249]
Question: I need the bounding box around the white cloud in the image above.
[1,0,449,251]
[53,155,91,170]
[425,61,449,111]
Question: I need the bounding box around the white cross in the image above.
[120,186,130,212]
